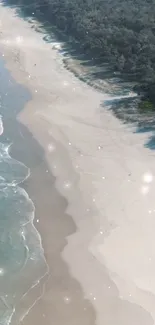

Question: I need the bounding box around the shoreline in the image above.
[8,117,95,325]
[0,5,99,325]
[1,4,155,325]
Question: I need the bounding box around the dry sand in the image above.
[0,4,155,325]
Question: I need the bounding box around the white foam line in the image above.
[19,233,30,272]
[0,119,49,325]
[0,116,4,136]
[10,188,50,324]
[19,272,48,323]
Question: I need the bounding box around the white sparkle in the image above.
[2,54,4,57]
[35,280,40,285]
[64,296,71,304]
[129,294,132,297]
[16,36,23,44]
[36,219,39,223]
[93,297,96,301]
[63,181,71,189]
[75,165,79,169]
[35,90,38,93]
[141,185,149,195]
[28,75,31,79]
[47,143,55,152]
[53,43,61,50]
[69,142,72,146]
[102,176,105,180]
[108,286,111,289]
[149,210,152,214]
[98,146,101,150]
[46,170,49,173]
[143,172,153,184]
[100,230,103,235]
[93,198,96,202]
[63,81,69,86]
[0,268,4,275]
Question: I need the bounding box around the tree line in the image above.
[6,0,155,107]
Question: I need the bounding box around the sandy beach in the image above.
[0,3,155,325]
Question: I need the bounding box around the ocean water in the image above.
[0,58,48,324]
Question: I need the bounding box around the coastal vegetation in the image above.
[5,0,155,109]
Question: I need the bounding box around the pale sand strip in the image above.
[0,4,155,324]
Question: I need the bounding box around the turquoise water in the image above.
[0,58,48,324]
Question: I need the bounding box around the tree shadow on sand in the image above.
[1,0,134,94]
[102,96,155,150]
[2,0,155,151]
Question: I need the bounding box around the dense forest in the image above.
[5,0,155,107]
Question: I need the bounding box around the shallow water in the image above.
[0,58,48,324]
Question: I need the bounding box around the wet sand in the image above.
[0,3,155,325]
[7,118,95,325]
